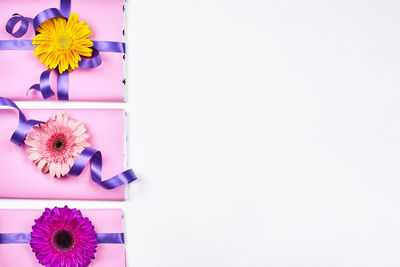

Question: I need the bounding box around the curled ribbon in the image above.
[0,0,126,101]
[69,147,137,190]
[28,69,69,100]
[6,14,33,38]
[0,97,137,190]
[0,233,124,244]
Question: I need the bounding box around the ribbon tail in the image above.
[57,71,69,101]
[68,147,138,190]
[27,84,40,96]
[0,97,43,146]
[40,69,56,100]
[28,70,56,100]
[29,70,68,101]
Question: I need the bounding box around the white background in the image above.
[8,0,400,266]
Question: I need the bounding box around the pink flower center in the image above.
[51,228,76,253]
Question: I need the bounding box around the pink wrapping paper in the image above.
[0,0,125,102]
[0,209,126,266]
[0,109,127,200]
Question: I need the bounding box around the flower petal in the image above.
[49,163,57,178]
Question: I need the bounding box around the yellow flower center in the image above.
[55,33,72,49]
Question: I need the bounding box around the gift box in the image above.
[0,107,132,200]
[0,0,126,101]
[0,208,127,266]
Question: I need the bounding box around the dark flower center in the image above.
[53,138,65,151]
[55,230,72,248]
[47,133,68,153]
[52,228,76,252]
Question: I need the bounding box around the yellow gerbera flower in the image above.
[32,13,93,74]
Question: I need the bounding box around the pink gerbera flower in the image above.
[30,206,98,267]
[25,112,90,178]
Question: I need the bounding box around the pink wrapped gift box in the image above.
[0,0,125,101]
[0,208,126,266]
[0,108,128,200]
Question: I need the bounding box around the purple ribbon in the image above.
[0,97,43,146]
[79,47,102,69]
[57,71,69,100]
[0,97,137,189]
[92,41,126,53]
[28,69,55,100]
[69,147,137,190]
[60,0,71,17]
[0,233,31,244]
[0,233,124,244]
[6,14,33,38]
[28,70,69,100]
[0,40,33,50]
[0,0,126,101]
[32,8,64,31]
[96,233,125,244]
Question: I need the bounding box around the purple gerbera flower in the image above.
[30,206,98,267]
